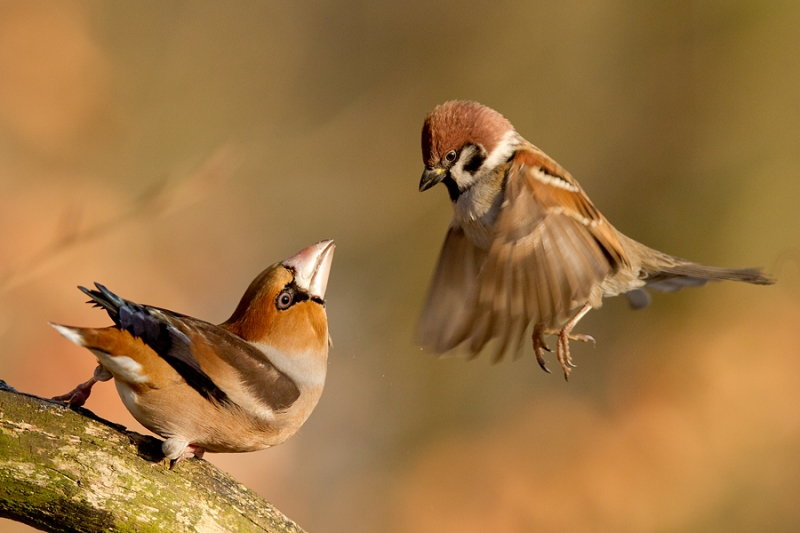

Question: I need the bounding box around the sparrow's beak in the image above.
[282,240,335,299]
[419,167,446,192]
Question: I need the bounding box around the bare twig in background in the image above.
[0,145,242,296]
[0,382,304,533]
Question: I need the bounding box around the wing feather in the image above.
[467,146,629,360]
[416,226,487,354]
[418,144,631,361]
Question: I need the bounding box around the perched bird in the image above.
[417,100,773,379]
[52,240,335,466]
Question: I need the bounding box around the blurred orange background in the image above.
[1,1,798,532]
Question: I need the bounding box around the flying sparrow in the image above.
[417,100,773,379]
[52,240,334,466]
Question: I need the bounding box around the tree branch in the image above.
[0,381,305,533]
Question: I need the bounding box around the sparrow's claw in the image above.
[556,335,573,381]
[532,325,552,373]
[550,303,596,380]
[569,333,595,346]
[556,330,597,379]
[536,357,551,373]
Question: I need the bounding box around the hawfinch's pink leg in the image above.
[163,437,206,469]
[52,365,112,407]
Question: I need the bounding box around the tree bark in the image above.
[0,381,306,533]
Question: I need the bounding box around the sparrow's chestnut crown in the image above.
[421,100,514,169]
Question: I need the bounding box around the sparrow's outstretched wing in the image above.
[468,146,630,361]
[416,226,487,356]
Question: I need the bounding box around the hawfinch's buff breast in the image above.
[52,240,335,467]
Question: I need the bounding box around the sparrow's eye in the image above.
[444,150,457,163]
[276,290,294,310]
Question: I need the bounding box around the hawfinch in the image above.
[417,100,773,378]
[52,240,334,466]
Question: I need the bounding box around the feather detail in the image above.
[417,99,774,370]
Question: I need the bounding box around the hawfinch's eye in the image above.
[444,150,457,163]
[276,290,294,310]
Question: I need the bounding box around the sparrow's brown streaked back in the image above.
[417,100,773,379]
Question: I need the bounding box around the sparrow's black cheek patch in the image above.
[463,148,486,173]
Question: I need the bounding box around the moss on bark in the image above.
[0,382,305,533]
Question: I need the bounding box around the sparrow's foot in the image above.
[556,331,596,381]
[532,325,552,373]
[552,303,595,381]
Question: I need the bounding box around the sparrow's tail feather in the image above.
[645,261,774,292]
[625,262,773,310]
[619,234,774,309]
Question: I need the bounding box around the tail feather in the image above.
[645,263,774,291]
[79,283,125,323]
[49,323,88,347]
[637,257,774,301]
[623,244,775,309]
[49,322,110,352]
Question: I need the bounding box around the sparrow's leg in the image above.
[556,303,595,381]
[532,323,552,373]
[52,365,112,407]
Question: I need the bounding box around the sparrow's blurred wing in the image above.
[469,145,629,361]
[416,225,487,356]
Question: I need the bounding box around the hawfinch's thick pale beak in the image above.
[419,167,446,192]
[282,240,335,299]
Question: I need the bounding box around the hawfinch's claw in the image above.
[52,363,113,407]
[168,444,205,470]
[52,385,92,407]
[52,377,99,407]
